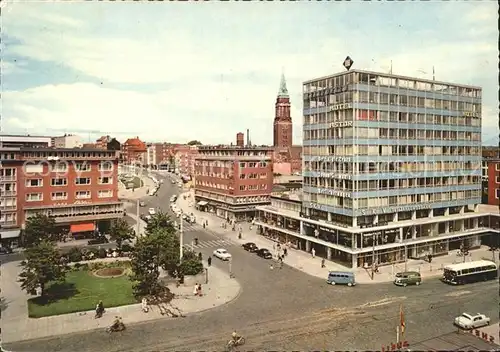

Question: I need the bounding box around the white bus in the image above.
[442,260,498,285]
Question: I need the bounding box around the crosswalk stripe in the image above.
[183,238,236,250]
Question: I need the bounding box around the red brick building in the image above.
[194,145,273,220]
[146,143,176,167]
[122,137,147,164]
[485,160,500,205]
[236,133,244,147]
[272,74,302,175]
[0,147,124,245]
[175,145,199,176]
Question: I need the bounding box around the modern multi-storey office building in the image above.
[256,69,499,269]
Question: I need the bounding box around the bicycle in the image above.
[227,336,245,350]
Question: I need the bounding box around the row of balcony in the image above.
[0,175,17,182]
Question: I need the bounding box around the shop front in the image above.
[1,229,20,247]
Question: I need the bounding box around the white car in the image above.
[148,208,156,215]
[454,313,490,329]
[213,248,232,261]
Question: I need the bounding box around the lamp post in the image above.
[179,210,184,263]
[136,199,140,238]
[371,234,376,280]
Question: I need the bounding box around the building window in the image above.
[240,185,247,191]
[26,193,43,202]
[496,177,500,184]
[496,163,500,171]
[239,174,246,179]
[75,177,91,185]
[98,190,113,198]
[260,184,267,190]
[239,162,246,168]
[52,162,68,172]
[51,178,68,186]
[99,162,113,171]
[51,191,68,200]
[260,173,267,179]
[75,162,91,171]
[76,191,91,199]
[99,177,113,184]
[25,179,42,187]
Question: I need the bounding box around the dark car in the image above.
[0,246,13,255]
[256,248,273,259]
[88,236,109,245]
[242,242,258,252]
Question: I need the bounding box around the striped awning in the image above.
[70,223,95,233]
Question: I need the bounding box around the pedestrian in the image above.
[193,283,199,296]
[198,252,202,261]
[321,258,326,268]
[207,256,212,267]
[197,284,203,296]
[311,248,316,258]
[284,248,288,256]
[273,243,276,251]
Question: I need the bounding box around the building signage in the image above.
[317,188,352,198]
[362,228,399,237]
[329,103,352,111]
[313,172,352,180]
[329,121,353,128]
[308,202,329,211]
[381,340,409,352]
[463,111,480,118]
[360,204,431,216]
[74,200,91,205]
[312,156,352,162]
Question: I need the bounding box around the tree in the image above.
[18,241,67,296]
[180,249,203,275]
[130,227,180,297]
[22,213,59,247]
[187,140,202,146]
[145,211,176,236]
[109,218,134,251]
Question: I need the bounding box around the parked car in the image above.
[148,208,156,215]
[0,246,13,255]
[242,242,258,252]
[139,201,146,207]
[213,248,232,261]
[454,313,490,330]
[255,248,272,259]
[88,236,109,245]
[327,271,356,286]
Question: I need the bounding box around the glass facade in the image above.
[302,70,482,227]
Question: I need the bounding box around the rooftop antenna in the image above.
[390,60,393,74]
[432,66,435,81]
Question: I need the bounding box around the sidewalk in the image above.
[176,190,499,284]
[1,258,240,343]
[118,172,157,201]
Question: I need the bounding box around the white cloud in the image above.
[2,2,498,144]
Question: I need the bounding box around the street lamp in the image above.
[179,210,184,263]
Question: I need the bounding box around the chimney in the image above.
[246,129,250,146]
[236,132,244,147]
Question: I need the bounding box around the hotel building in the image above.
[194,144,273,220]
[256,69,499,268]
[0,145,124,245]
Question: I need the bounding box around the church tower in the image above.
[273,73,292,148]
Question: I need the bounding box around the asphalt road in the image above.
[6,174,499,351]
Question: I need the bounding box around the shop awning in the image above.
[1,229,21,239]
[70,223,95,233]
[197,201,208,206]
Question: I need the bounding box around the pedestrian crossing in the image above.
[183,238,237,250]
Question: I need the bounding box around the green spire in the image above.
[278,72,289,98]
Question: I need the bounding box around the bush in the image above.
[121,244,133,252]
[98,248,107,258]
[67,247,82,262]
[180,258,203,276]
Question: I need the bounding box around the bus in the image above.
[442,260,498,285]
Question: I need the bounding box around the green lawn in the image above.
[27,270,138,318]
[120,176,144,189]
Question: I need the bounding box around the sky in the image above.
[1,1,498,146]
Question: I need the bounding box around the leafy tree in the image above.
[145,211,176,235]
[109,218,134,251]
[22,213,59,247]
[187,140,202,146]
[179,249,203,275]
[18,241,67,296]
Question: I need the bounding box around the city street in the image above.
[5,176,499,351]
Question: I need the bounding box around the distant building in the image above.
[272,74,302,175]
[107,138,121,152]
[96,135,112,150]
[236,132,244,147]
[0,134,52,148]
[146,143,176,168]
[194,145,273,220]
[52,134,82,149]
[484,159,500,206]
[122,137,147,164]
[174,145,198,176]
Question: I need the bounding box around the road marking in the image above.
[445,290,471,297]
[183,239,236,250]
[359,296,407,308]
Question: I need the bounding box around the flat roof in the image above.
[20,147,116,153]
[303,69,482,90]
[198,145,273,151]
